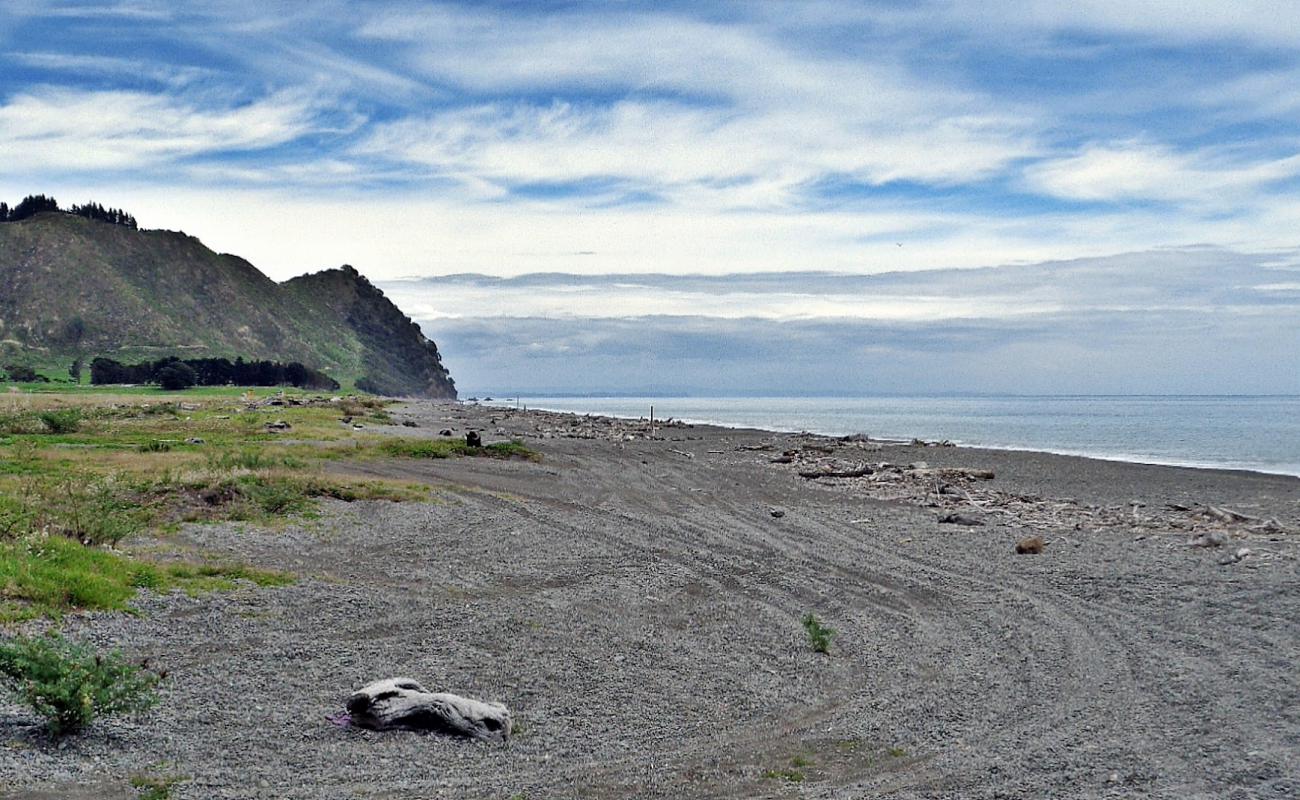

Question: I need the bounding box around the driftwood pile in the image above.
[465,407,700,443]
[771,443,1293,540]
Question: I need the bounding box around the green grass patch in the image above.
[0,535,294,621]
[379,437,538,461]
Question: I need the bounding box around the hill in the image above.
[0,211,455,397]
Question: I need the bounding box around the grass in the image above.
[0,534,294,621]
[0,387,478,622]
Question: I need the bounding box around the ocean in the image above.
[480,395,1300,478]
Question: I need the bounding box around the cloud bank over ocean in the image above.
[382,248,1300,395]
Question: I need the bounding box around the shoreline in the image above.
[479,399,1300,481]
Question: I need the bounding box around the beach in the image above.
[3,400,1298,799]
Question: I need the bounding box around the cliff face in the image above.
[283,266,455,398]
[0,213,455,398]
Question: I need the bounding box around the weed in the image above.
[38,409,83,434]
[802,612,836,654]
[206,448,276,472]
[762,768,806,783]
[131,772,183,800]
[887,746,907,758]
[0,413,43,435]
[763,754,813,782]
[138,441,172,453]
[0,633,163,735]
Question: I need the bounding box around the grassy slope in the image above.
[0,214,455,397]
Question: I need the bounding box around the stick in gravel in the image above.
[346,678,512,742]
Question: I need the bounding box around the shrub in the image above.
[38,409,82,434]
[802,613,836,654]
[0,633,163,735]
[3,364,40,383]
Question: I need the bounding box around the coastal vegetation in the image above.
[802,612,836,654]
[0,632,162,735]
[90,356,339,391]
[0,194,138,228]
[0,386,533,626]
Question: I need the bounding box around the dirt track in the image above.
[3,402,1298,799]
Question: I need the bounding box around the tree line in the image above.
[0,195,138,228]
[90,357,340,391]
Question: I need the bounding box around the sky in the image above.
[1,1,1298,394]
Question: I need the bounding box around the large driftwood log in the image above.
[798,465,875,479]
[346,678,512,741]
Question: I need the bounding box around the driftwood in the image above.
[346,678,512,741]
[799,465,875,479]
[1204,505,1258,524]
[908,467,995,480]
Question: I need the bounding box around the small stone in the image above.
[770,508,785,518]
[1189,531,1229,548]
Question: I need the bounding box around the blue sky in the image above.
[2,1,1298,393]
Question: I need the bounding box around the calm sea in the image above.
[481,395,1300,478]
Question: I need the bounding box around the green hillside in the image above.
[0,212,455,397]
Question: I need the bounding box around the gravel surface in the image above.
[3,401,1298,799]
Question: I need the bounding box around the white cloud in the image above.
[0,87,329,171]
[6,51,212,87]
[353,5,1038,201]
[1023,140,1300,205]
[955,0,1300,49]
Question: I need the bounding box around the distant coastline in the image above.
[478,394,1300,479]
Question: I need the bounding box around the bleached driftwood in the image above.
[346,678,512,741]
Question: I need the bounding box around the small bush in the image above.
[138,441,172,453]
[46,478,141,546]
[0,496,32,540]
[0,633,163,735]
[802,613,836,654]
[37,409,82,434]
